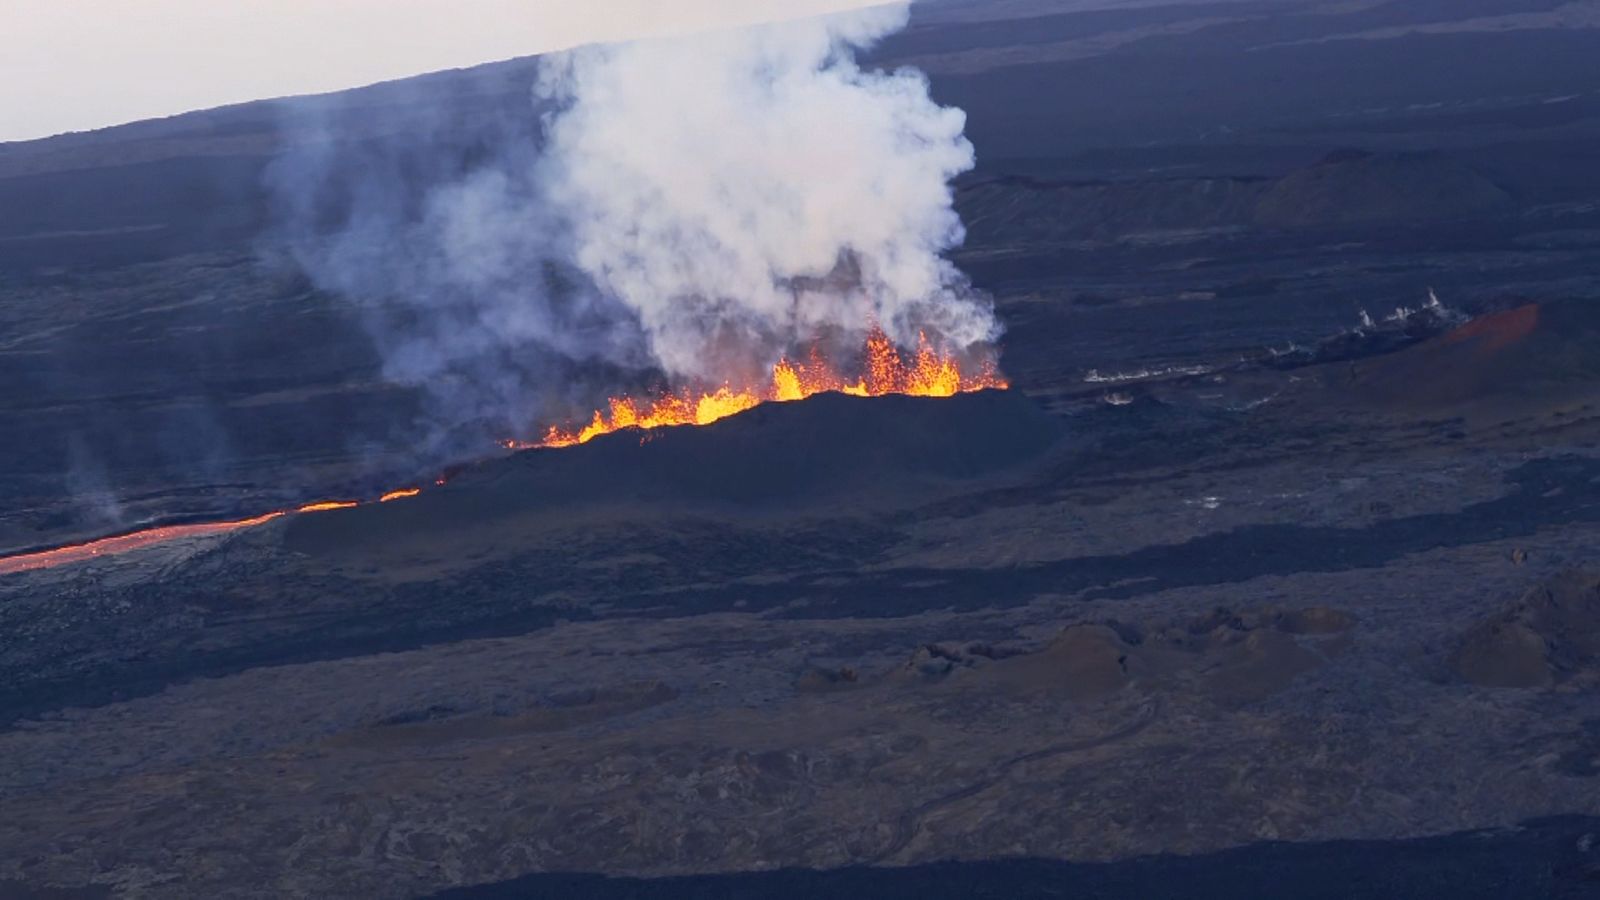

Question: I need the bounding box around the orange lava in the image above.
[0,513,285,576]
[1,492,423,577]
[529,328,1004,449]
[297,500,360,513]
[0,331,1006,576]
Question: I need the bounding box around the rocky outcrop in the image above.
[1455,571,1600,689]
[881,605,1355,706]
[1254,150,1515,228]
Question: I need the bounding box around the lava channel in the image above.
[0,493,424,577]
[0,513,286,576]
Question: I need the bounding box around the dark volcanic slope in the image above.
[434,815,1600,900]
[1252,150,1516,229]
[7,317,1600,896]
[0,388,1064,725]
[284,388,1062,554]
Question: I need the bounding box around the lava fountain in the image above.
[522,327,1005,449]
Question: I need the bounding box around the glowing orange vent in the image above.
[527,328,1003,449]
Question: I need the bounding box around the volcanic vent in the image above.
[0,6,1018,577]
[270,5,999,452]
[283,387,1062,562]
[518,327,1006,449]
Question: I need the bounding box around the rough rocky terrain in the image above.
[5,309,1600,896]
[4,0,1600,897]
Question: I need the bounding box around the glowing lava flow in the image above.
[0,491,423,577]
[297,501,359,513]
[525,328,1005,449]
[0,330,1005,577]
[0,513,286,576]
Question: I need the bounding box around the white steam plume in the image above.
[268,4,996,449]
[538,4,994,380]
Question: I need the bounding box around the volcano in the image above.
[12,1,1600,896]
[0,383,1049,578]
[282,387,1061,558]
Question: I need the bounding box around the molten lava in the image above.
[297,500,359,513]
[0,513,286,577]
[529,328,1004,449]
[0,496,405,577]
[0,330,1007,577]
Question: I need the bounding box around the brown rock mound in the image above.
[796,666,861,694]
[1273,606,1358,636]
[1204,628,1324,705]
[1454,571,1600,689]
[882,605,1356,706]
[993,625,1138,700]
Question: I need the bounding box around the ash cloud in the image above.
[266,4,996,446]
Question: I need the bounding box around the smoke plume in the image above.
[267,4,995,448]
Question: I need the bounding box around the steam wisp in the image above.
[269,4,999,449]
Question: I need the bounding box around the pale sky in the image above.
[0,0,887,143]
